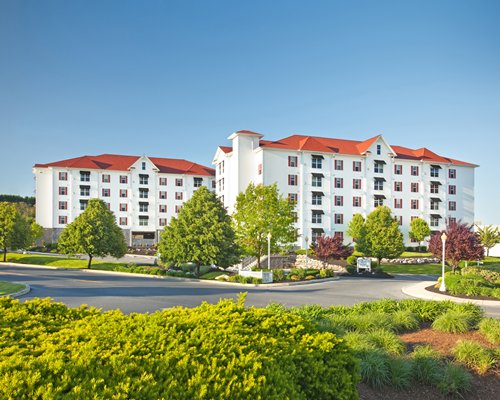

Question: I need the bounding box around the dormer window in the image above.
[142,162,146,171]
[376,144,381,155]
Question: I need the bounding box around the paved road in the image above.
[1,264,498,317]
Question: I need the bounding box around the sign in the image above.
[356,257,371,273]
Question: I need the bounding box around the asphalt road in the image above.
[1,264,498,317]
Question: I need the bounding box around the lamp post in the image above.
[439,232,447,292]
[267,232,272,271]
[305,236,309,268]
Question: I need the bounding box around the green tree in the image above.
[0,202,17,262]
[409,217,431,251]
[347,213,365,242]
[58,199,126,268]
[158,186,240,276]
[233,183,296,268]
[356,206,405,266]
[475,225,500,257]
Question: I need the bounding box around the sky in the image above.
[1,0,499,223]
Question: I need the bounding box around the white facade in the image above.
[33,154,215,245]
[213,131,477,248]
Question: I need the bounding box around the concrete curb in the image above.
[402,281,500,307]
[1,283,31,298]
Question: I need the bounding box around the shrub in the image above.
[388,310,420,333]
[366,329,405,355]
[410,345,442,385]
[479,318,500,345]
[305,275,316,280]
[0,297,360,399]
[272,269,286,282]
[388,358,412,389]
[347,255,357,266]
[319,268,335,278]
[251,277,262,284]
[431,310,476,333]
[290,274,301,281]
[290,268,306,279]
[436,362,472,396]
[452,340,496,374]
[461,266,500,285]
[359,351,391,388]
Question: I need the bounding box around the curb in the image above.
[0,284,31,298]
[402,281,500,307]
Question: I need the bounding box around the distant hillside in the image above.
[0,194,35,205]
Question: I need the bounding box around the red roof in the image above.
[219,146,233,154]
[34,154,215,176]
[218,133,476,166]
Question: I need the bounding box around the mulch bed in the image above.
[425,284,499,301]
[342,271,394,279]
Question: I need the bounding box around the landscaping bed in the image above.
[425,284,500,301]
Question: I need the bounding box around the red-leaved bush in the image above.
[313,235,353,266]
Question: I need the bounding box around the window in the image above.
[218,179,224,191]
[411,166,419,176]
[258,164,263,175]
[411,199,419,210]
[194,177,203,188]
[430,216,440,227]
[159,191,167,199]
[449,185,456,195]
[334,195,343,206]
[159,177,167,186]
[312,175,322,187]
[334,214,343,224]
[139,174,149,185]
[59,187,68,195]
[334,160,344,170]
[175,205,182,213]
[288,156,298,167]
[80,200,88,211]
[102,188,110,197]
[139,188,149,199]
[374,179,384,190]
[58,216,67,224]
[311,230,322,243]
[394,181,402,192]
[119,217,127,226]
[218,161,224,174]
[102,174,110,183]
[159,204,167,213]
[288,175,298,186]
[139,202,149,212]
[397,216,403,226]
[139,216,148,226]
[449,201,456,211]
[312,155,323,169]
[175,178,183,187]
[120,175,128,184]
[353,196,361,207]
[106,203,111,210]
[80,171,90,182]
[411,182,419,193]
[288,193,298,203]
[212,180,216,189]
[312,193,322,205]
[394,199,402,209]
[334,231,344,240]
[374,197,384,207]
[449,169,456,179]
[58,201,67,210]
[120,189,128,198]
[312,211,323,224]
[430,165,440,178]
[80,186,90,196]
[353,161,361,172]
[430,182,440,194]
[449,217,457,225]
[394,164,402,175]
[334,178,343,188]
[374,162,384,173]
[119,203,127,212]
[352,179,361,190]
[376,144,381,155]
[141,162,146,171]
[175,192,183,200]
[58,172,68,181]
[430,200,439,211]
[159,218,167,227]
[291,212,298,222]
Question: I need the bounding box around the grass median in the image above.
[5,253,129,270]
[0,281,25,296]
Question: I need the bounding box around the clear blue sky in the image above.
[1,0,499,223]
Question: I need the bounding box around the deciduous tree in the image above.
[313,235,353,267]
[58,199,126,268]
[408,217,431,251]
[0,202,17,262]
[475,225,500,257]
[347,213,364,242]
[232,183,296,268]
[158,186,240,276]
[429,221,484,272]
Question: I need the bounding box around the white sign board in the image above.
[356,257,371,273]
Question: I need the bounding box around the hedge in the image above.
[0,297,359,400]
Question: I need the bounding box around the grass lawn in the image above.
[380,263,448,275]
[0,281,25,295]
[352,251,433,258]
[6,253,129,270]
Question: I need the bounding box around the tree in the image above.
[233,183,296,268]
[429,221,484,272]
[475,225,500,257]
[58,199,126,268]
[0,202,17,262]
[158,186,240,276]
[408,218,431,251]
[355,206,405,266]
[313,235,353,267]
[347,214,364,242]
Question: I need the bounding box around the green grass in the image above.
[200,271,227,280]
[380,263,448,275]
[6,253,129,270]
[0,281,25,295]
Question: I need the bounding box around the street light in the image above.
[439,232,447,292]
[305,236,309,268]
[267,232,272,271]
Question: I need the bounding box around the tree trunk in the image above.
[256,254,261,269]
[487,248,490,257]
[87,255,92,269]
[377,257,381,267]
[2,247,6,262]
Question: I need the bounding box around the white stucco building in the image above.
[33,154,215,245]
[213,130,477,247]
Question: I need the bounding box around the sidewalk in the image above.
[402,281,500,307]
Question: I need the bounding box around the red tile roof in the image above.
[218,133,476,166]
[219,146,233,154]
[34,154,215,176]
